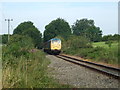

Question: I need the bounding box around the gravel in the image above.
[46,55,119,88]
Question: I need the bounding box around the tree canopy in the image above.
[102,34,120,41]
[72,19,102,42]
[13,21,42,48]
[43,18,71,42]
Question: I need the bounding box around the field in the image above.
[92,41,118,49]
[64,41,119,65]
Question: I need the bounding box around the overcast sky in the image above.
[0,1,119,36]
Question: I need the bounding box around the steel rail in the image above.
[55,55,120,80]
[60,54,120,71]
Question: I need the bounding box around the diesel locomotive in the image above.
[44,38,61,54]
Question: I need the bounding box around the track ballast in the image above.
[55,54,120,79]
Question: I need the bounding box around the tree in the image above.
[13,21,42,48]
[102,34,120,41]
[1,34,8,44]
[23,28,42,48]
[14,21,34,34]
[72,18,102,42]
[43,18,71,42]
[113,34,120,41]
[102,35,113,41]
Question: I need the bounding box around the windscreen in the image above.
[51,39,61,43]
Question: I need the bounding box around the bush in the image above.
[62,35,92,51]
[63,37,118,64]
[105,41,113,47]
[2,35,34,61]
[2,34,73,88]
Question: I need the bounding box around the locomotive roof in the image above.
[44,38,61,45]
[48,38,60,41]
[46,38,61,43]
[51,38,61,41]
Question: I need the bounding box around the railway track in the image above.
[55,54,120,80]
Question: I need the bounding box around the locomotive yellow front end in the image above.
[50,38,61,54]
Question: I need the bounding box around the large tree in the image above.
[13,21,42,48]
[43,18,71,42]
[72,19,102,42]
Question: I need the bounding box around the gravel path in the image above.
[46,55,119,88]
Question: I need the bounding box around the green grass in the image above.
[2,35,73,88]
[92,41,118,49]
[0,45,2,89]
[2,49,73,88]
[64,41,119,65]
[92,41,118,64]
[92,42,108,48]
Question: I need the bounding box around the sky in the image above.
[0,0,119,36]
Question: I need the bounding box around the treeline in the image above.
[1,18,119,49]
[102,34,120,41]
[43,18,103,42]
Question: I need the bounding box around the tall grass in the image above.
[3,50,73,88]
[3,51,49,88]
[2,35,73,88]
[0,44,2,89]
[63,41,119,65]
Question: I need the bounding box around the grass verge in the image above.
[2,50,72,88]
[63,41,119,65]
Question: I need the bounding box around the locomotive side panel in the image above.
[44,41,51,52]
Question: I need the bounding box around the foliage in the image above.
[62,35,92,52]
[3,49,72,88]
[2,34,34,59]
[72,18,102,42]
[23,28,42,48]
[2,34,72,88]
[43,18,71,42]
[64,40,119,65]
[13,21,35,34]
[102,34,120,41]
[118,41,120,64]
[1,34,10,44]
[105,41,112,47]
[13,21,42,48]
[91,42,118,64]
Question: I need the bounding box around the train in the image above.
[43,38,61,55]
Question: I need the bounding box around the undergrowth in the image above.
[63,45,119,65]
[2,35,72,88]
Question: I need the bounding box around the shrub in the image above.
[66,35,92,49]
[2,35,34,61]
[105,41,113,47]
